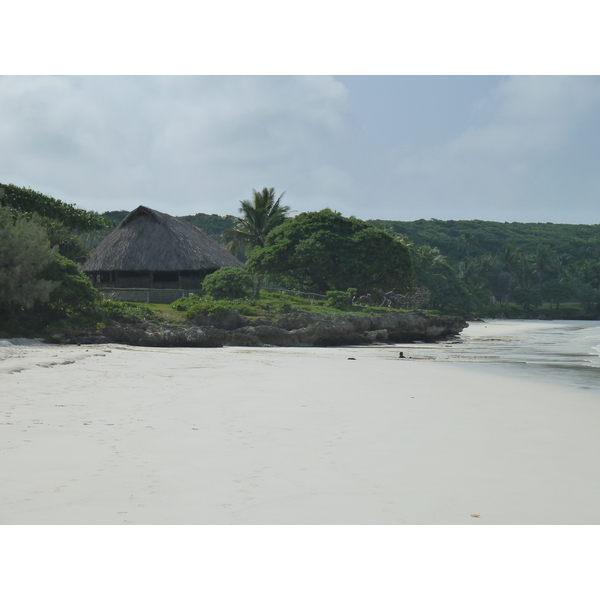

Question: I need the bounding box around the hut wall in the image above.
[180,274,206,288]
[152,271,179,289]
[97,288,203,303]
[114,272,153,288]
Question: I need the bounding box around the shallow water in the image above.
[396,320,600,391]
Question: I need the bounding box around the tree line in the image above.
[2,181,599,337]
[181,202,600,317]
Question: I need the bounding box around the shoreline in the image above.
[2,325,600,524]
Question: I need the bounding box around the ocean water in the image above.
[397,320,600,391]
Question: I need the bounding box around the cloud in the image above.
[2,75,600,224]
[387,76,600,222]
[0,76,352,215]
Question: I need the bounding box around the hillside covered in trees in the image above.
[371,218,600,264]
[102,210,236,241]
[174,211,600,318]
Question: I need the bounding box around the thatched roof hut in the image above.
[82,205,242,290]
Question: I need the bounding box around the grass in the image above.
[105,291,421,326]
[143,303,188,323]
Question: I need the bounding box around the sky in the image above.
[1,74,600,224]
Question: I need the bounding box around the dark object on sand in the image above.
[347,357,356,360]
[399,352,405,358]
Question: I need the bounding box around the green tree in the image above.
[540,280,573,309]
[247,209,413,295]
[513,288,543,311]
[0,183,111,262]
[42,254,100,314]
[412,245,474,313]
[0,207,58,316]
[202,267,253,299]
[225,187,291,294]
[0,183,109,232]
[226,187,291,253]
[456,231,475,258]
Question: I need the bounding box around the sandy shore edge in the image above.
[2,323,599,524]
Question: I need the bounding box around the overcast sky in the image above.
[1,75,599,224]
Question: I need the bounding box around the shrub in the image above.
[325,288,356,310]
[0,206,58,315]
[172,293,203,312]
[202,267,253,299]
[512,288,542,311]
[41,254,100,314]
[97,300,155,323]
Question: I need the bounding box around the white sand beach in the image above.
[2,320,600,525]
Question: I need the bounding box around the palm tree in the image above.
[457,231,475,259]
[226,188,290,253]
[532,244,558,283]
[225,188,291,295]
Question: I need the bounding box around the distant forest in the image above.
[103,210,600,263]
[371,218,600,265]
[102,210,236,240]
[98,209,600,318]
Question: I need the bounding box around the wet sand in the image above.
[2,322,600,524]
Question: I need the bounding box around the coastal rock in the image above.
[362,329,389,343]
[272,312,319,330]
[95,311,467,348]
[224,329,262,346]
[290,319,367,346]
[192,310,249,330]
[103,324,225,347]
[228,325,294,346]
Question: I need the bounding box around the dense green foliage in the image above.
[325,288,357,309]
[0,207,58,315]
[372,218,600,264]
[101,210,129,227]
[103,210,237,244]
[247,210,414,295]
[0,185,109,334]
[181,213,236,240]
[96,300,156,323]
[201,267,254,299]
[0,183,111,261]
[407,243,475,314]
[41,254,100,313]
[169,290,411,324]
[172,294,263,318]
[0,183,110,232]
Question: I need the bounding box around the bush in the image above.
[325,288,356,310]
[202,267,253,299]
[513,288,543,311]
[0,206,58,314]
[172,293,203,312]
[41,254,99,314]
[97,300,156,323]
[171,294,262,320]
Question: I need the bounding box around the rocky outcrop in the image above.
[98,311,468,348]
[102,324,226,347]
[192,309,249,330]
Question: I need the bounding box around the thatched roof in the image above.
[82,206,243,272]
